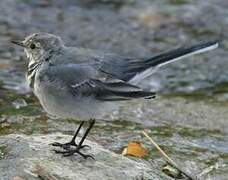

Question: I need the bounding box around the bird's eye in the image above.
[30,43,36,49]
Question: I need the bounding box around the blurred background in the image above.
[0,0,228,179]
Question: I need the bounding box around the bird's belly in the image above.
[33,80,117,120]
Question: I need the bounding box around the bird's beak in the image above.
[11,40,25,47]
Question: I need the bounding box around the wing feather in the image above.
[44,64,155,101]
[70,79,156,101]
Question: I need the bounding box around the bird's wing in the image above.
[43,64,155,101]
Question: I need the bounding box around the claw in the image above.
[62,149,95,160]
[53,149,69,154]
[81,144,91,150]
[51,141,77,150]
[51,142,64,146]
[84,154,95,160]
[62,151,75,157]
[53,147,94,159]
[51,141,90,150]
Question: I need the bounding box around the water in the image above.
[0,0,228,179]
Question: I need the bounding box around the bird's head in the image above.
[12,33,64,62]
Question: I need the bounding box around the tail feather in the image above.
[129,40,219,84]
[146,40,219,67]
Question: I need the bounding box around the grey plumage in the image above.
[12,33,219,120]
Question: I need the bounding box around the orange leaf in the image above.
[122,141,147,158]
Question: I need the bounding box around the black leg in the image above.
[70,121,85,144]
[53,119,95,159]
[51,121,89,150]
[78,119,95,147]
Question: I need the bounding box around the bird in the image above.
[12,33,219,159]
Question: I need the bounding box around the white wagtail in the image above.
[12,33,219,158]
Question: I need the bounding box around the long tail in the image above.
[145,40,219,67]
[129,40,219,84]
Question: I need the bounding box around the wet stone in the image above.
[0,133,170,180]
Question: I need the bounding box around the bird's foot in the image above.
[53,148,94,159]
[51,141,90,150]
[52,120,95,159]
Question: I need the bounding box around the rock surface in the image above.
[0,133,170,180]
